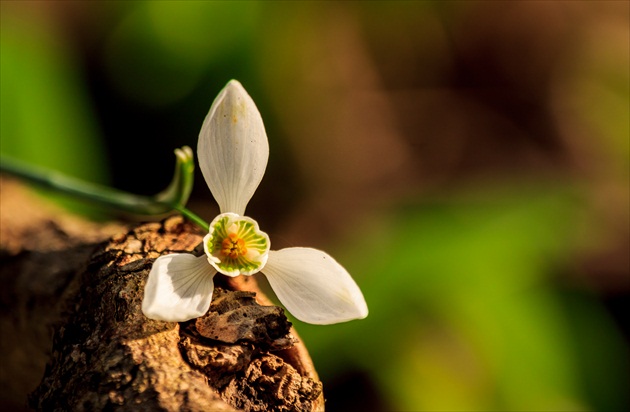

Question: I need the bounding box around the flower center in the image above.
[203,213,270,277]
[221,233,247,259]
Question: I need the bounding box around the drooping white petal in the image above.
[262,248,368,325]
[198,80,269,216]
[142,254,217,322]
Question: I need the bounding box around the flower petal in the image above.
[142,254,216,322]
[262,248,368,325]
[198,80,269,216]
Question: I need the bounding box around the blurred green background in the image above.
[1,1,628,411]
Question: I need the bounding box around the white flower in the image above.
[142,80,368,325]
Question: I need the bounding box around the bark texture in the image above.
[1,177,324,411]
[1,177,125,411]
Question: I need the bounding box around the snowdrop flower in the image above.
[142,80,368,325]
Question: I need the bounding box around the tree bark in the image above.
[0,177,324,411]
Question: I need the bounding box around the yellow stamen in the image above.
[221,233,247,259]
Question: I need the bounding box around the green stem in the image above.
[2,156,157,212]
[172,205,210,232]
[0,155,209,231]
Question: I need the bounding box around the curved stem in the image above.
[2,156,158,212]
[0,154,209,230]
[172,205,209,232]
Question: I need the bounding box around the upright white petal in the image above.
[142,254,217,322]
[198,80,269,216]
[262,248,368,325]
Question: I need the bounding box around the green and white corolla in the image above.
[142,80,368,325]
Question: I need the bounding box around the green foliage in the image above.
[0,6,108,185]
[104,1,260,106]
[1,5,109,216]
[296,184,628,411]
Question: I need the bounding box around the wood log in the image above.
[0,177,324,411]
